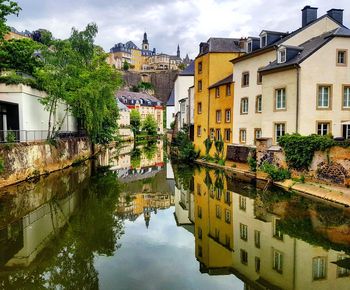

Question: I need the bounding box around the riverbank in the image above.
[195,159,350,208]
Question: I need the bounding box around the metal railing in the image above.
[0,130,86,143]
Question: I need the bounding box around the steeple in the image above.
[142,32,149,50]
[177,44,180,58]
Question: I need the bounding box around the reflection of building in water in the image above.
[0,191,81,267]
[174,180,193,234]
[191,168,350,290]
[117,192,175,228]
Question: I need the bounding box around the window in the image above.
[257,71,263,85]
[273,250,283,273]
[239,129,247,144]
[240,249,248,265]
[198,227,202,240]
[210,128,215,140]
[242,72,249,87]
[215,228,220,240]
[216,188,222,200]
[215,87,220,97]
[247,41,252,53]
[225,235,231,248]
[317,85,332,109]
[313,257,327,280]
[278,48,286,63]
[343,86,350,109]
[255,257,261,273]
[225,109,231,122]
[197,183,201,195]
[337,255,350,277]
[226,84,231,96]
[317,122,331,136]
[254,230,261,248]
[256,95,262,113]
[197,206,202,218]
[216,205,222,219]
[198,245,203,257]
[343,124,350,139]
[198,80,202,92]
[197,125,202,137]
[197,102,202,114]
[274,123,285,142]
[198,61,202,73]
[240,223,248,241]
[216,110,222,123]
[216,129,221,140]
[239,196,246,211]
[241,98,249,114]
[273,219,283,240]
[224,129,231,142]
[337,49,347,66]
[224,190,231,204]
[254,128,262,144]
[225,209,231,224]
[260,34,267,48]
[275,88,286,110]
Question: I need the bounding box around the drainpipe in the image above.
[296,66,300,133]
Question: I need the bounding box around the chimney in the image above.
[302,6,318,27]
[327,9,344,25]
[239,37,247,50]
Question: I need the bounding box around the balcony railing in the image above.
[0,130,86,143]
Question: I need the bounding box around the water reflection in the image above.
[172,165,350,290]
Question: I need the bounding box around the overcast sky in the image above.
[6,0,350,58]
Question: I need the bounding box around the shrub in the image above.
[278,133,335,170]
[260,162,291,181]
[172,128,199,163]
[204,137,213,156]
[247,156,257,172]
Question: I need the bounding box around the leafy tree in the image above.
[0,0,21,39]
[130,109,141,135]
[142,114,158,136]
[0,38,43,74]
[36,23,122,143]
[122,60,130,71]
[32,29,53,46]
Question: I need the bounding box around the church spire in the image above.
[142,32,149,50]
[177,44,180,58]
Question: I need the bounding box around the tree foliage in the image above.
[36,23,122,144]
[32,29,53,46]
[0,38,43,74]
[130,109,141,135]
[142,114,158,136]
[0,0,21,39]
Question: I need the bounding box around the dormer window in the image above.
[247,40,252,53]
[278,48,286,63]
[260,33,267,48]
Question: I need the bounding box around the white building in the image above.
[0,84,76,142]
[116,99,133,140]
[232,6,350,145]
[166,61,194,129]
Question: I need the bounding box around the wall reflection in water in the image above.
[173,165,350,290]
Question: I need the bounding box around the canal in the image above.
[0,141,349,290]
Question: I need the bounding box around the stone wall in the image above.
[227,144,252,162]
[256,138,350,186]
[0,138,92,188]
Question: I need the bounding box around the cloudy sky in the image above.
[7,0,350,58]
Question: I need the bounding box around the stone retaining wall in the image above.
[0,138,92,188]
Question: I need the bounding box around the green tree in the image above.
[0,38,43,74]
[36,23,122,144]
[122,60,130,71]
[142,114,158,136]
[32,29,53,46]
[130,109,141,135]
[0,0,21,39]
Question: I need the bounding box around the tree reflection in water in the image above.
[0,168,124,290]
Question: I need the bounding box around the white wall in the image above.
[166,105,175,129]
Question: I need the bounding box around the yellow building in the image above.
[194,38,245,156]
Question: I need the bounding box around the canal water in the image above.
[0,141,350,290]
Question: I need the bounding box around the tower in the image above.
[142,32,149,50]
[177,44,180,58]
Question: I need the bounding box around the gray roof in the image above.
[179,61,195,76]
[166,89,175,106]
[116,99,130,112]
[198,37,244,57]
[208,73,233,89]
[116,90,162,105]
[260,28,349,73]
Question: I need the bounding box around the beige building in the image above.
[232,6,350,145]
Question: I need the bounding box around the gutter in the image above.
[296,66,300,133]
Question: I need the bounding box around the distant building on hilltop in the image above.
[108,32,190,72]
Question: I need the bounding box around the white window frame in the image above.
[275,123,285,141]
[216,110,222,123]
[240,223,248,241]
[241,98,249,114]
[240,129,247,143]
[275,88,286,110]
[343,86,350,108]
[256,95,262,113]
[278,48,286,63]
[273,250,283,273]
[313,257,327,280]
[318,86,330,108]
[317,122,330,136]
[260,32,267,48]
[225,109,231,122]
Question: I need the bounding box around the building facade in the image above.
[194,38,245,156]
[232,6,350,145]
[116,90,164,134]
